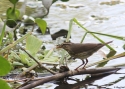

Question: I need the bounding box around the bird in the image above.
[56,41,112,69]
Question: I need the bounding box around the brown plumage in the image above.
[56,41,112,69]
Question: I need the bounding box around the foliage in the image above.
[6,7,20,20]
[65,18,125,67]
[0,56,11,88]
[0,22,6,46]
[0,56,11,76]
[26,35,42,55]
[35,18,47,35]
[0,79,11,89]
[0,0,125,88]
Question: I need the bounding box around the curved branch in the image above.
[20,67,121,89]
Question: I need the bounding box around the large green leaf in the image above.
[26,35,42,55]
[0,56,11,76]
[0,79,11,89]
[35,18,47,34]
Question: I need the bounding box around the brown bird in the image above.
[56,41,112,69]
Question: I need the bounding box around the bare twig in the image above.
[16,79,31,89]
[20,47,56,75]
[17,48,55,78]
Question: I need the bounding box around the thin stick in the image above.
[20,47,56,75]
[17,48,55,78]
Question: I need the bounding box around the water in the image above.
[1,0,125,89]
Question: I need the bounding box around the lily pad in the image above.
[0,79,11,89]
[0,56,11,76]
[26,35,42,55]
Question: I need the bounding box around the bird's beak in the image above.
[56,45,62,49]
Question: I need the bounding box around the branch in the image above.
[20,47,56,75]
[20,67,121,89]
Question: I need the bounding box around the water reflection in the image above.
[1,0,125,88]
[55,72,113,89]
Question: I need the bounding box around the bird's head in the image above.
[56,42,71,51]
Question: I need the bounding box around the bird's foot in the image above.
[75,69,79,72]
[74,67,86,72]
[82,67,86,70]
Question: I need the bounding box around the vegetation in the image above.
[0,0,125,89]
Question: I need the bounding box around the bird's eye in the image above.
[63,45,69,48]
[61,43,71,49]
[64,45,67,47]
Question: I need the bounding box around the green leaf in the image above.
[19,50,29,64]
[19,51,35,66]
[88,31,125,41]
[9,51,20,61]
[9,0,19,5]
[66,19,73,42]
[6,7,20,20]
[6,19,17,28]
[12,61,24,66]
[42,56,59,62]
[0,56,11,76]
[0,22,6,46]
[7,32,14,43]
[0,79,11,89]
[26,35,42,55]
[107,50,117,58]
[35,18,47,34]
[97,50,116,67]
[73,18,116,51]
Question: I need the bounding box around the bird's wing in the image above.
[70,43,103,54]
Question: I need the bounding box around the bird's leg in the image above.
[82,59,88,69]
[75,59,85,70]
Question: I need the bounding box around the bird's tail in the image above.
[103,41,113,45]
[93,41,112,53]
